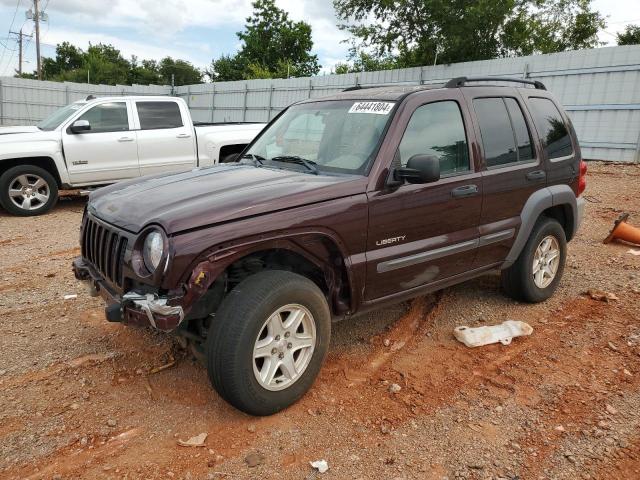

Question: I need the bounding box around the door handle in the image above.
[176,133,191,139]
[526,170,546,181]
[451,184,479,198]
[118,136,134,142]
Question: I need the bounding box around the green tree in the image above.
[209,0,320,81]
[617,25,640,45]
[158,57,202,85]
[333,49,398,74]
[334,0,606,67]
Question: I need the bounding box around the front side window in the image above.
[245,100,394,175]
[137,101,184,130]
[75,102,129,133]
[398,101,470,175]
[529,97,573,159]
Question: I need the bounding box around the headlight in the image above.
[143,230,164,272]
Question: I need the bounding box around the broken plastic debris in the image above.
[586,289,619,302]
[454,320,533,348]
[63,294,77,300]
[310,460,329,473]
[177,432,207,447]
[628,249,640,256]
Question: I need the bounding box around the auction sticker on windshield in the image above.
[348,102,395,115]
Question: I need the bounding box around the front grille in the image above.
[81,216,128,288]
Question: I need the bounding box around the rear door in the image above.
[134,100,197,176]
[461,88,545,268]
[63,100,139,184]
[365,90,483,300]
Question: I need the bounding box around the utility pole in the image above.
[9,29,30,75]
[34,0,41,80]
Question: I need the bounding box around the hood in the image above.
[0,125,41,135]
[89,164,366,234]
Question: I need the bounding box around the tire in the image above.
[501,216,567,303]
[0,165,58,216]
[206,270,331,416]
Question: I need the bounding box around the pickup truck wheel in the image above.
[0,165,58,216]
[206,270,331,416]
[501,216,566,303]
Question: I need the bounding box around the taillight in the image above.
[577,160,587,196]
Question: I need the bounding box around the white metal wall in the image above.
[0,77,170,125]
[2,45,639,162]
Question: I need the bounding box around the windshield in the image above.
[37,102,86,131]
[245,100,395,175]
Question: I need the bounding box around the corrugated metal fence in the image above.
[1,45,639,162]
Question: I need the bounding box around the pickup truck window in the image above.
[137,101,184,130]
[37,102,86,131]
[529,97,573,160]
[75,102,129,133]
[398,101,470,175]
[245,100,393,175]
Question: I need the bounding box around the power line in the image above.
[0,0,22,73]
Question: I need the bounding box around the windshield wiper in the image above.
[270,155,319,175]
[241,153,266,167]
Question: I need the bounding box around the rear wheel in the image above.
[206,270,331,415]
[0,165,58,216]
[501,216,567,303]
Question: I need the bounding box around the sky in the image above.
[0,0,638,78]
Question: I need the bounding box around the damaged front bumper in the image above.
[72,257,184,331]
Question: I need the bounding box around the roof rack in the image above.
[444,76,546,90]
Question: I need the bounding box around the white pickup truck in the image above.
[0,96,265,216]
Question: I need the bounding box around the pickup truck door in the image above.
[134,100,197,176]
[365,90,483,300]
[62,100,139,184]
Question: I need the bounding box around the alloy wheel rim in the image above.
[532,235,560,289]
[252,304,316,392]
[8,174,50,211]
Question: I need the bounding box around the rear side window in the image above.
[474,97,535,168]
[529,97,573,159]
[505,98,534,162]
[398,101,470,175]
[136,102,184,130]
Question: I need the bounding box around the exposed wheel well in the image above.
[219,144,248,163]
[0,157,62,187]
[541,204,574,241]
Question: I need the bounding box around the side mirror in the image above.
[70,120,91,134]
[395,154,440,184]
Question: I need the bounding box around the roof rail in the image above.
[444,76,546,90]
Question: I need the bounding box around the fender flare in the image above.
[503,185,578,268]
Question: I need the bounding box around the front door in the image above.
[63,101,139,184]
[365,93,483,300]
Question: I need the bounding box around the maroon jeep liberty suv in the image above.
[73,77,587,415]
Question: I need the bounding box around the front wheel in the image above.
[206,270,331,415]
[501,216,567,303]
[0,165,58,216]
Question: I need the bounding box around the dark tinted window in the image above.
[76,102,128,133]
[474,98,517,167]
[529,97,573,159]
[505,98,534,162]
[137,101,183,130]
[399,101,469,175]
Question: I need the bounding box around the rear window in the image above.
[529,97,573,159]
[136,101,184,130]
